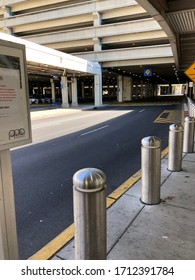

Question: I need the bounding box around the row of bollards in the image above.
[72,115,195,260]
[141,116,195,206]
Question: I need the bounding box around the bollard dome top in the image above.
[169,123,183,132]
[73,168,106,192]
[141,136,161,148]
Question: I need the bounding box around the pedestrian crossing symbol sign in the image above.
[144,67,152,77]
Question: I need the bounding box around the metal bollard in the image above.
[183,116,194,153]
[168,123,183,171]
[141,136,161,205]
[73,168,106,260]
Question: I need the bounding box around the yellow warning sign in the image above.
[184,62,195,82]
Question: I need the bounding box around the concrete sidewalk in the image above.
[52,148,195,260]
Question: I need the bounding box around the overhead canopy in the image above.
[136,0,195,73]
[0,32,101,77]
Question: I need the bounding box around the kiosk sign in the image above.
[0,39,32,150]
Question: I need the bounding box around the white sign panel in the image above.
[0,39,32,150]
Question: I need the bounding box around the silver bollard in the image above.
[73,168,106,260]
[168,123,183,171]
[141,136,161,205]
[183,116,194,153]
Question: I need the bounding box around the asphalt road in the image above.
[11,103,181,259]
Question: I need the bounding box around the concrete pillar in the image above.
[93,11,101,26]
[134,80,139,100]
[154,84,158,96]
[93,37,102,52]
[2,6,12,18]
[129,77,133,101]
[140,80,144,99]
[2,6,12,34]
[91,83,94,99]
[81,82,85,100]
[50,78,55,103]
[168,84,172,94]
[117,75,123,102]
[3,27,12,34]
[123,76,128,101]
[71,77,78,107]
[94,72,102,107]
[61,75,69,108]
[123,76,133,101]
[149,83,154,97]
[93,11,102,52]
[107,85,110,95]
[145,82,149,98]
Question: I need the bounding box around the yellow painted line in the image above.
[108,170,141,200]
[29,197,115,260]
[29,224,74,260]
[154,110,168,122]
[117,102,179,107]
[29,148,169,260]
[154,110,181,123]
[161,147,169,158]
[106,197,115,208]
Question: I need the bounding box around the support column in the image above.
[93,11,101,26]
[93,37,102,52]
[2,6,12,18]
[145,82,149,98]
[93,11,102,52]
[123,76,133,101]
[0,150,19,259]
[3,27,12,34]
[149,83,154,97]
[2,6,12,34]
[61,75,69,108]
[153,84,158,96]
[134,80,139,100]
[94,72,102,107]
[91,83,94,99]
[140,80,144,99]
[81,82,85,100]
[50,78,55,103]
[71,77,78,107]
[129,77,133,101]
[117,75,123,102]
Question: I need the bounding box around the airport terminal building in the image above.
[0,0,194,106]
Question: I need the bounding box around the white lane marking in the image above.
[81,125,109,136]
[139,109,146,113]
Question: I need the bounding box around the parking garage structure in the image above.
[0,0,194,104]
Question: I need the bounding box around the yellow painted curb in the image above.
[29,147,169,260]
[29,224,74,260]
[29,198,115,260]
[108,170,141,200]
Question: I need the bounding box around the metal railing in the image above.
[187,96,195,118]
